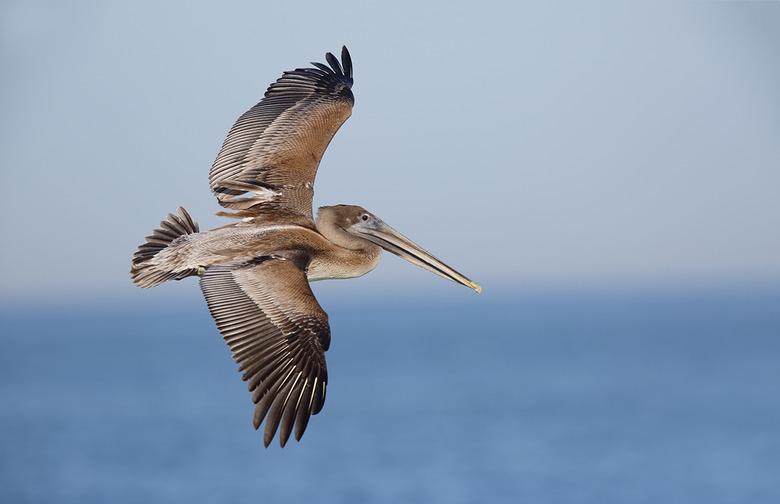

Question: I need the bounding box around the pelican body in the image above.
[131,47,480,448]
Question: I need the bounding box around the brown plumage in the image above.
[131,47,480,448]
[209,48,354,219]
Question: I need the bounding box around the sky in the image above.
[1,1,779,306]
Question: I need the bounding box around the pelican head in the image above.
[317,205,481,293]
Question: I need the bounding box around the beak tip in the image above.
[471,282,482,294]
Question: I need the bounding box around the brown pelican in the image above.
[131,47,480,448]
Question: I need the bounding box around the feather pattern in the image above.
[199,254,330,447]
[131,207,200,288]
[209,46,354,219]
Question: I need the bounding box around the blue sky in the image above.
[1,1,779,305]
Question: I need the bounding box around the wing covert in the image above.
[199,254,330,447]
[209,46,354,219]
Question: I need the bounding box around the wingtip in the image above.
[341,46,352,80]
[320,46,352,81]
[325,51,342,75]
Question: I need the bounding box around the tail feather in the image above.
[131,207,200,288]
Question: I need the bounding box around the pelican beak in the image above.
[350,215,482,293]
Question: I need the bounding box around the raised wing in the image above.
[209,46,354,220]
[199,254,330,447]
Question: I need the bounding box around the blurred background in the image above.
[1,1,779,503]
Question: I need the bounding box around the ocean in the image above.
[1,286,778,503]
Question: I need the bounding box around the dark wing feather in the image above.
[209,46,354,219]
[199,255,330,448]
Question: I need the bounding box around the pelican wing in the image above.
[209,47,354,219]
[199,254,330,448]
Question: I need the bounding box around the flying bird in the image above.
[131,47,481,448]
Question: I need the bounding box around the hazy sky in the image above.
[1,1,779,304]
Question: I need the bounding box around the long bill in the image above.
[353,219,482,293]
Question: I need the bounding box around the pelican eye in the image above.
[360,214,370,222]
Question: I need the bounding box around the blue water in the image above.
[1,287,779,503]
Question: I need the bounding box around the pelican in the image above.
[131,47,480,448]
